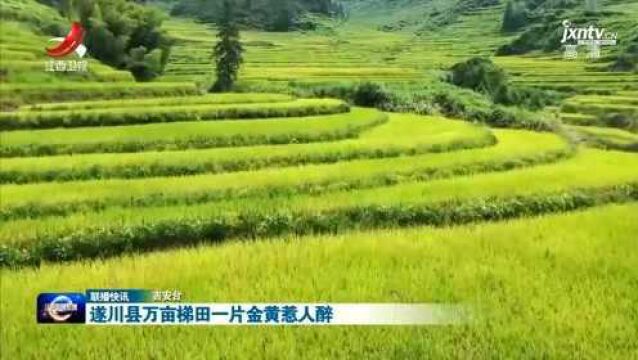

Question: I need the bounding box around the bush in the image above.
[494,85,562,110]
[602,114,637,132]
[610,39,638,72]
[502,0,527,32]
[352,83,392,107]
[447,57,561,110]
[433,92,469,118]
[448,57,508,95]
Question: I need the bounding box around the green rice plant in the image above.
[22,93,294,112]
[0,50,36,60]
[565,95,638,107]
[569,125,638,152]
[2,203,635,357]
[1,149,637,265]
[0,114,494,183]
[0,82,199,104]
[560,113,597,125]
[561,103,638,119]
[0,129,571,220]
[1,184,635,267]
[0,99,350,130]
[0,108,385,157]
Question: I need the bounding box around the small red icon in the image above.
[46,22,86,58]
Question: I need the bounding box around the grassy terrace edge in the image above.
[0,82,199,103]
[0,130,572,220]
[1,202,637,358]
[0,108,388,157]
[1,184,636,268]
[0,99,350,130]
[0,115,494,184]
[21,93,295,111]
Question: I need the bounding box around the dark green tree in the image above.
[212,0,244,92]
[50,0,172,81]
[502,0,527,32]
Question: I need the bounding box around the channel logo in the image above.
[37,293,85,324]
[46,22,87,58]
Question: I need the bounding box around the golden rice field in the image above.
[0,0,636,358]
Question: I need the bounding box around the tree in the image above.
[448,57,508,96]
[212,0,244,92]
[51,0,171,81]
[269,0,295,31]
[502,0,526,32]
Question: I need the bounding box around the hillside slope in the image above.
[0,1,637,357]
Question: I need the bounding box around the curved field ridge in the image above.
[0,108,388,157]
[2,203,635,358]
[1,149,637,266]
[21,93,295,112]
[0,114,494,184]
[0,98,350,130]
[569,125,638,152]
[0,82,199,103]
[0,130,571,220]
[560,94,638,134]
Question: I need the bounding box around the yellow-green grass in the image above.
[0,114,494,183]
[158,1,637,97]
[512,74,638,82]
[0,60,134,82]
[0,129,570,219]
[2,148,636,248]
[0,82,199,103]
[0,50,36,60]
[560,112,598,125]
[239,67,420,77]
[0,108,387,156]
[570,125,638,151]
[0,98,350,130]
[1,203,636,358]
[512,78,638,87]
[563,95,638,107]
[21,93,294,112]
[166,66,418,77]
[562,103,638,116]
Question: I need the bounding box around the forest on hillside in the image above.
[170,0,346,31]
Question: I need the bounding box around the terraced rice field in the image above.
[1,0,637,357]
[0,20,133,85]
[1,91,637,270]
[159,6,638,154]
[2,203,637,358]
[559,91,638,149]
[161,6,637,94]
[0,13,198,106]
